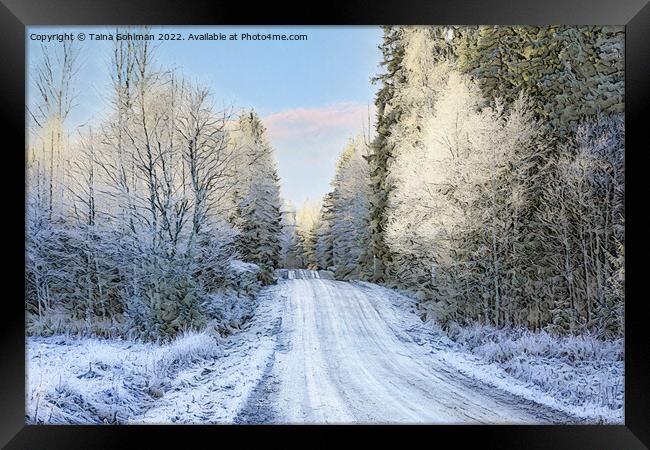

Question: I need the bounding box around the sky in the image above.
[27,26,383,208]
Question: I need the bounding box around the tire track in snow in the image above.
[260,271,579,424]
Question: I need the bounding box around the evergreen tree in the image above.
[290,199,321,269]
[329,136,372,280]
[458,26,624,136]
[314,193,335,270]
[363,26,406,282]
[231,111,283,283]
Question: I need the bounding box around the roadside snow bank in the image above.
[27,331,220,424]
[26,282,283,424]
[444,323,624,422]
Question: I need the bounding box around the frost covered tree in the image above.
[230,111,283,283]
[314,192,335,271]
[387,70,557,329]
[381,27,455,284]
[27,41,81,223]
[26,34,251,340]
[538,114,624,336]
[313,136,371,279]
[26,40,83,328]
[387,70,490,313]
[364,26,459,283]
[288,199,321,269]
[363,26,405,282]
[279,200,299,268]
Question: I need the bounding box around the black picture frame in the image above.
[1,0,647,448]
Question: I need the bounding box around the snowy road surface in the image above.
[28,270,587,424]
[237,270,576,424]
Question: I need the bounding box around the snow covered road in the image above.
[239,270,576,424]
[28,270,589,425]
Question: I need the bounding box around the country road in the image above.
[236,270,576,424]
[26,269,595,425]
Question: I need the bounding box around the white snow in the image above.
[26,284,282,424]
[268,276,584,424]
[26,272,623,424]
[354,281,623,424]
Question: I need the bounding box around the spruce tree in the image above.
[363,26,406,282]
[231,111,283,283]
[458,26,624,137]
[314,193,335,270]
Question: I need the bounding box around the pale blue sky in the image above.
[27,26,383,208]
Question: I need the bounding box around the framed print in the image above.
[1,0,648,447]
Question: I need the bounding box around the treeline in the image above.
[303,26,624,337]
[286,136,372,280]
[26,35,283,340]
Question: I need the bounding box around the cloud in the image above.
[262,102,377,208]
[263,102,374,141]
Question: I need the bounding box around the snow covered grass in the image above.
[26,279,283,425]
[134,284,283,424]
[444,323,624,418]
[147,332,223,389]
[358,282,624,423]
[27,331,221,424]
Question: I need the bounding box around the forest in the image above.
[25,25,626,425]
[27,26,625,341]
[26,34,285,340]
[291,26,625,338]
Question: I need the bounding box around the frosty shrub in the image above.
[201,260,261,336]
[26,36,281,342]
[446,322,624,411]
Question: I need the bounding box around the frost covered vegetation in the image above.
[27,332,219,424]
[299,26,625,339]
[25,25,625,424]
[445,323,623,417]
[26,34,284,341]
[27,284,283,424]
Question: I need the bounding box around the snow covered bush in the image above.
[25,223,130,338]
[446,322,624,413]
[26,35,281,342]
[202,260,261,336]
[27,331,221,424]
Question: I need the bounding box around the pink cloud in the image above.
[263,102,375,141]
